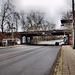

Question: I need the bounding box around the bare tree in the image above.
[20,11,45,31]
[41,20,55,31]
[13,12,20,32]
[20,10,56,32]
[0,0,14,33]
[26,11,45,31]
[20,11,28,32]
[62,11,73,29]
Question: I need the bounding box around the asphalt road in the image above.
[0,45,61,75]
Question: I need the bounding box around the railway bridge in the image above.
[19,30,72,45]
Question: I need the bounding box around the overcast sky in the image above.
[0,0,72,29]
[12,0,72,29]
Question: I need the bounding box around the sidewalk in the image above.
[54,45,75,75]
[62,46,75,75]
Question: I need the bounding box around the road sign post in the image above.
[73,24,75,48]
[72,0,75,48]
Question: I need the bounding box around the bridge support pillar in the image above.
[26,36,28,44]
[67,34,69,45]
[30,36,33,44]
[20,35,22,44]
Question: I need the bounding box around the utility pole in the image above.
[11,23,14,46]
[72,0,75,49]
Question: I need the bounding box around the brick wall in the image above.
[69,36,73,45]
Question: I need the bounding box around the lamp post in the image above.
[72,0,75,48]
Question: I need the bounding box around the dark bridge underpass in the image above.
[19,30,71,45]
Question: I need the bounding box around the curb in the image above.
[0,45,22,49]
[50,46,62,75]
